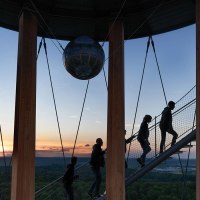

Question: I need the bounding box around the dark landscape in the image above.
[0,157,196,200]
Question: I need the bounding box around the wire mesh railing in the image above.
[127,86,196,169]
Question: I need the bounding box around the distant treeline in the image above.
[0,158,196,200]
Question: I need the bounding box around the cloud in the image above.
[95,120,102,124]
[36,145,92,157]
[38,145,72,152]
[69,115,77,118]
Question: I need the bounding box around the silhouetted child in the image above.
[137,115,152,167]
[159,101,178,153]
[88,138,106,199]
[63,157,79,200]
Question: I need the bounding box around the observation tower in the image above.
[0,0,199,200]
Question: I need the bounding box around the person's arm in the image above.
[125,135,136,144]
[162,108,171,125]
[146,129,150,145]
[102,148,107,154]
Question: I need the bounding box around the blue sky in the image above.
[0,24,196,157]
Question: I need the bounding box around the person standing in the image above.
[159,101,178,153]
[63,157,79,200]
[137,115,152,167]
[88,138,106,199]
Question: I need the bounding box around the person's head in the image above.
[168,101,175,110]
[144,115,152,123]
[71,156,77,165]
[96,138,103,146]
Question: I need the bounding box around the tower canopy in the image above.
[0,0,195,41]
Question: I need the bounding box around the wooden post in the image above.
[196,0,200,199]
[106,20,125,200]
[11,10,37,200]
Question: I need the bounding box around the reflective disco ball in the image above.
[63,36,105,80]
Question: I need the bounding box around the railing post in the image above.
[155,116,157,156]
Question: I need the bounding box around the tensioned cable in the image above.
[35,161,89,195]
[28,2,104,93]
[101,0,164,92]
[102,67,108,90]
[103,0,165,64]
[42,37,90,161]
[126,34,186,166]
[42,38,66,166]
[126,36,151,163]
[0,125,7,170]
[0,126,11,200]
[29,0,164,64]
[30,0,92,162]
[29,0,126,49]
[28,0,164,94]
[29,0,109,154]
[37,19,63,54]
[36,14,105,94]
[72,80,90,157]
[150,36,167,105]
[22,3,63,55]
[28,0,64,52]
[28,0,126,92]
[36,37,43,60]
[101,0,127,47]
[100,0,128,91]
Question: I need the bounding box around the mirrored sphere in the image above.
[63,36,105,80]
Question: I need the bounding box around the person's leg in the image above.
[88,167,97,196]
[160,129,166,153]
[167,128,178,146]
[94,168,102,196]
[137,140,145,166]
[125,160,128,169]
[140,141,151,163]
[68,185,74,200]
[65,185,73,200]
[65,187,69,200]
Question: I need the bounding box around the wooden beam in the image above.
[196,0,200,199]
[11,10,37,200]
[106,20,125,200]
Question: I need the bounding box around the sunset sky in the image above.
[0,24,196,158]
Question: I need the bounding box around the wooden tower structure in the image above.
[0,0,199,199]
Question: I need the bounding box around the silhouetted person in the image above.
[159,101,178,153]
[125,130,136,168]
[137,115,152,167]
[88,138,106,199]
[63,157,79,200]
